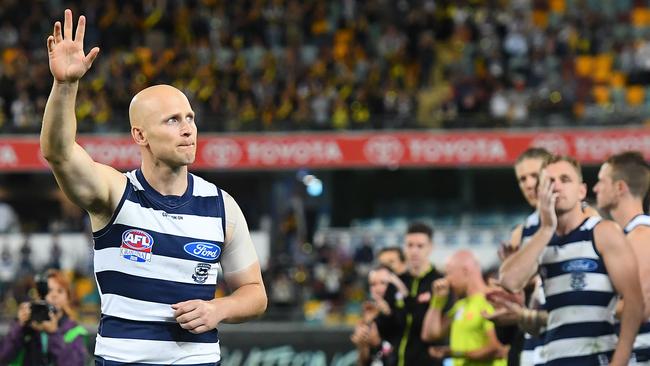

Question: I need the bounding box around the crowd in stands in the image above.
[2,0,650,134]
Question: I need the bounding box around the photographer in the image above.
[0,270,87,365]
[351,265,406,366]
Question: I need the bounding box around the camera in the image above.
[30,301,56,322]
[29,273,55,322]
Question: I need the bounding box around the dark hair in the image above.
[542,155,583,182]
[515,147,552,165]
[377,247,405,263]
[606,151,650,199]
[370,264,394,274]
[406,222,433,240]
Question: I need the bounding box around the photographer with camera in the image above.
[0,270,87,365]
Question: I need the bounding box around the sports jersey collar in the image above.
[135,168,194,208]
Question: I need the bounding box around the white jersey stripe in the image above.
[191,174,220,197]
[100,294,176,322]
[539,240,599,265]
[94,248,219,285]
[94,334,220,365]
[114,200,224,242]
[125,171,145,191]
[625,214,650,233]
[545,305,615,331]
[543,273,614,298]
[541,334,617,363]
[636,331,650,349]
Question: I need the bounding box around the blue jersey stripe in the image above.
[96,271,216,304]
[541,321,615,343]
[522,336,542,350]
[545,291,615,309]
[127,193,221,217]
[541,259,607,278]
[547,229,593,247]
[216,188,226,239]
[634,347,650,362]
[99,315,218,343]
[95,357,220,366]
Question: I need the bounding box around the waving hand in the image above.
[46,9,99,83]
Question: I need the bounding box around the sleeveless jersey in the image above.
[92,169,225,365]
[625,214,650,363]
[536,216,617,366]
[519,211,545,366]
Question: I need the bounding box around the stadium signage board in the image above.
[1,128,649,170]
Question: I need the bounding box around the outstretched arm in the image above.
[41,9,124,226]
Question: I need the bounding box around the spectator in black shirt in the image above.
[377,222,452,366]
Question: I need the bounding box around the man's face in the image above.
[404,233,432,270]
[542,161,586,214]
[377,251,404,274]
[515,158,544,207]
[444,261,466,296]
[593,163,618,211]
[134,88,198,167]
[368,268,390,299]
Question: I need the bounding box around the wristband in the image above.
[429,294,448,310]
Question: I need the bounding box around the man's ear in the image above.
[578,182,587,201]
[615,180,629,196]
[131,127,147,146]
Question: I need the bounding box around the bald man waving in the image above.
[41,9,267,366]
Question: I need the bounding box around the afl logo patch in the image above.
[184,242,221,261]
[193,263,211,284]
[120,229,154,263]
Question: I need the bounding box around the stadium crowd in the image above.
[2,0,650,134]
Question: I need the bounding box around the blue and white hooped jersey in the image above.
[92,169,225,365]
[519,210,545,366]
[521,210,541,247]
[536,216,618,366]
[625,214,650,363]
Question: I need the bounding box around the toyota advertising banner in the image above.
[1,128,649,171]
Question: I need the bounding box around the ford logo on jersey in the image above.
[122,229,154,250]
[562,259,598,272]
[184,242,221,261]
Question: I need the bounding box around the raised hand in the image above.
[46,9,99,83]
[498,241,519,261]
[17,302,31,326]
[432,278,450,298]
[537,170,558,231]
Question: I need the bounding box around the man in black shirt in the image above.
[376,222,450,366]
